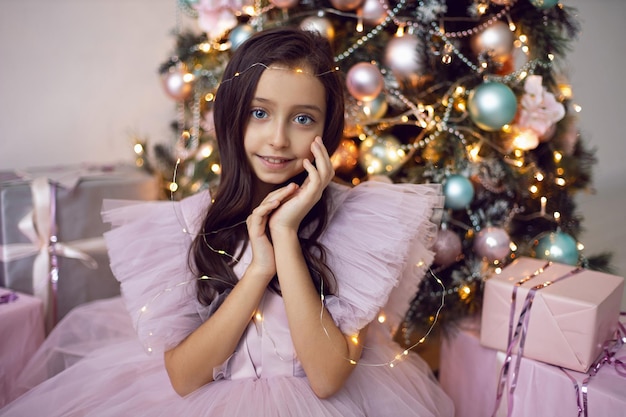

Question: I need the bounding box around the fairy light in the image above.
[529,185,538,194]
[577,242,585,251]
[555,177,566,186]
[133,143,144,155]
[509,241,518,252]
[554,211,561,221]
[211,163,221,174]
[553,151,563,162]
[573,104,582,112]
[377,314,386,324]
[540,196,547,215]
[535,172,544,181]
[169,182,179,192]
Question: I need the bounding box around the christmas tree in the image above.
[135,0,610,340]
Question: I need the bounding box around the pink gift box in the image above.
[439,318,626,417]
[480,257,624,372]
[0,287,45,407]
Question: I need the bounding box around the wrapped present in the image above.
[480,257,624,373]
[440,317,626,417]
[0,164,159,330]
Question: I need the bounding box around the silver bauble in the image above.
[358,134,405,175]
[346,62,384,101]
[470,20,514,64]
[299,15,335,41]
[384,34,425,80]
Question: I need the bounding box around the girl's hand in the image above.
[246,183,299,282]
[269,136,334,233]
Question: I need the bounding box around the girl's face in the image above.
[243,64,327,194]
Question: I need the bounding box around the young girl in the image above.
[1,27,454,416]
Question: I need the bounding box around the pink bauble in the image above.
[346,62,384,101]
[432,229,463,267]
[162,66,193,101]
[299,15,335,41]
[473,226,511,261]
[384,34,424,79]
[360,0,388,25]
[470,20,514,64]
[269,0,299,9]
[330,0,364,11]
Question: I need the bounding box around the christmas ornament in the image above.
[433,228,463,267]
[473,226,511,261]
[194,0,253,40]
[346,62,384,101]
[229,24,255,50]
[329,0,364,12]
[517,75,565,138]
[443,174,474,210]
[358,94,388,122]
[532,231,579,265]
[530,0,559,9]
[360,0,388,25]
[331,138,359,173]
[384,34,425,80]
[299,14,335,41]
[470,20,514,64]
[270,0,299,8]
[162,65,194,101]
[358,134,405,175]
[467,82,517,131]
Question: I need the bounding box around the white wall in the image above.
[1,0,625,286]
[0,0,177,170]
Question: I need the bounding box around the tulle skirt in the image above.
[2,298,454,417]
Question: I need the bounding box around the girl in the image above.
[1,27,454,416]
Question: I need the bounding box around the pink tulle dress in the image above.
[1,181,454,417]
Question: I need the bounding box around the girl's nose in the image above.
[269,122,289,148]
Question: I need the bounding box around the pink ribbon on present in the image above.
[492,263,584,417]
[0,176,105,328]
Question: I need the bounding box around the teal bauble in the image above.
[229,24,255,51]
[533,231,579,265]
[443,174,475,210]
[530,0,559,9]
[467,82,518,131]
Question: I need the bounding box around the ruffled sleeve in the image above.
[321,181,443,336]
[102,191,212,354]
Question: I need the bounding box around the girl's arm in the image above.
[272,229,364,399]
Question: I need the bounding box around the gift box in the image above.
[480,257,624,372]
[0,164,159,329]
[0,288,45,407]
[440,317,626,417]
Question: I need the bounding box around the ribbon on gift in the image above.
[0,176,105,328]
[559,315,626,417]
[492,263,585,417]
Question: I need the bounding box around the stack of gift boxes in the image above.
[439,257,626,417]
[0,164,159,330]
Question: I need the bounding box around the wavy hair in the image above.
[190,27,345,305]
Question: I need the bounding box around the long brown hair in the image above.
[190,27,345,305]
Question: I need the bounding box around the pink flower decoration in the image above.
[194,0,252,39]
[517,75,565,138]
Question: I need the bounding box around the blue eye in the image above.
[251,108,267,119]
[294,114,314,125]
